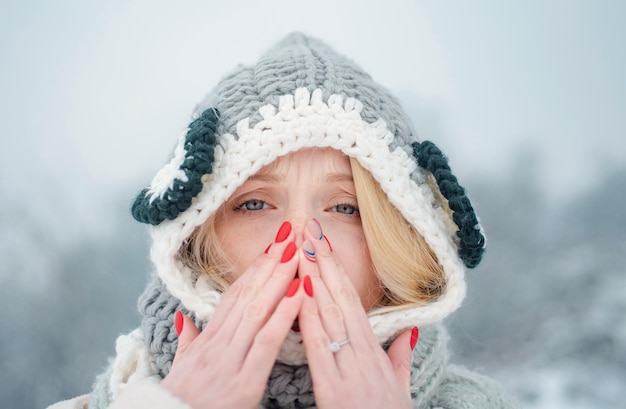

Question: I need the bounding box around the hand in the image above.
[297,222,415,409]
[161,222,305,409]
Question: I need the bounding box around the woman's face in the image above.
[214,148,383,311]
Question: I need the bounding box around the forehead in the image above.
[256,148,351,176]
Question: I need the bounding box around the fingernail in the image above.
[307,218,323,240]
[275,221,292,243]
[175,311,184,336]
[280,242,297,263]
[286,278,301,297]
[323,235,333,252]
[303,275,314,297]
[410,326,419,350]
[303,240,316,262]
[264,243,272,254]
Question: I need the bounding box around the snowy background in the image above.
[1,1,625,408]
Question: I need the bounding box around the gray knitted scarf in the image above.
[89,275,515,409]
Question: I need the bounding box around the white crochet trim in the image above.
[147,131,189,201]
[148,88,465,365]
[108,328,159,400]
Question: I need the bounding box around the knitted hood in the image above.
[130,32,485,365]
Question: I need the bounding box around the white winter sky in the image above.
[1,0,624,233]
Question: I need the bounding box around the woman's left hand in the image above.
[297,228,415,409]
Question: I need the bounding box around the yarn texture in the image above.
[412,141,485,268]
[49,33,517,408]
[85,275,515,408]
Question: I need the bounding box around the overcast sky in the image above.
[1,0,624,233]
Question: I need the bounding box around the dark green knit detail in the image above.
[131,108,220,225]
[412,141,485,268]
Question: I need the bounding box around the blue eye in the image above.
[237,200,267,211]
[334,203,359,215]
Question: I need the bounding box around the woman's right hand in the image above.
[161,221,304,409]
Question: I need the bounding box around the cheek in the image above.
[327,227,382,310]
[215,220,277,276]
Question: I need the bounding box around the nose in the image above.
[288,215,308,247]
[283,205,314,247]
[278,173,321,247]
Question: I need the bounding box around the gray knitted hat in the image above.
[131,32,485,365]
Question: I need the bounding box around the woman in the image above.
[50,33,517,408]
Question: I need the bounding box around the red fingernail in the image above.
[280,242,297,263]
[264,243,272,254]
[410,326,419,350]
[275,221,292,243]
[286,278,300,297]
[303,275,314,297]
[323,235,333,252]
[175,311,184,336]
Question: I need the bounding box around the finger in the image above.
[299,252,354,370]
[386,328,415,396]
[228,247,300,366]
[203,222,297,342]
[172,312,200,366]
[205,238,288,333]
[300,226,354,351]
[304,227,376,352]
[242,281,305,376]
[299,290,342,385]
[303,220,357,311]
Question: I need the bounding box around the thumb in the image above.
[173,311,200,365]
[387,327,418,396]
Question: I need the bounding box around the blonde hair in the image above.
[349,157,445,313]
[179,155,446,311]
[179,209,233,293]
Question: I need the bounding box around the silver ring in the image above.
[329,339,350,353]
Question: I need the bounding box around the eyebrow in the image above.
[247,173,283,183]
[323,172,354,183]
[248,172,353,184]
